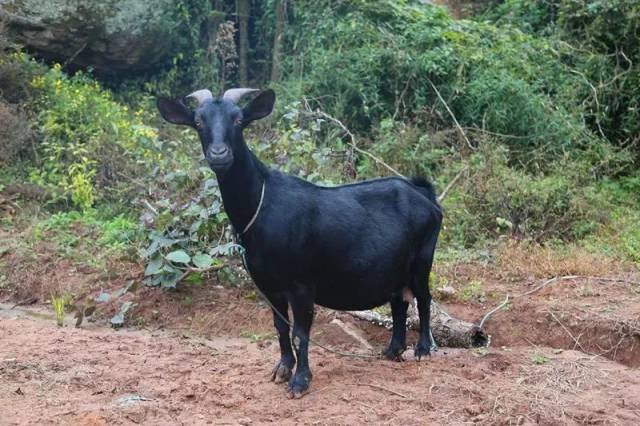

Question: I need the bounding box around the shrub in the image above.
[478,0,559,34]
[0,102,35,165]
[141,166,232,289]
[28,64,160,209]
[481,0,640,154]
[453,145,606,244]
[282,0,603,171]
[0,52,48,104]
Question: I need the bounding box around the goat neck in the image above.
[216,136,268,237]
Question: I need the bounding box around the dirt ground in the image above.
[1,225,640,425]
[1,282,640,425]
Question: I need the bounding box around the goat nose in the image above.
[209,146,229,158]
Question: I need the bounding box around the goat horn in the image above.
[223,88,259,104]
[186,89,213,105]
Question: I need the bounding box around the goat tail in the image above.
[410,176,438,205]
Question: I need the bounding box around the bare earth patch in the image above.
[1,302,640,425]
[440,270,640,367]
[2,230,639,424]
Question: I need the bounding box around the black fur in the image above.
[157,90,443,397]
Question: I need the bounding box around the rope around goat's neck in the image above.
[240,181,265,235]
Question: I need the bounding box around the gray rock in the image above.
[0,0,180,74]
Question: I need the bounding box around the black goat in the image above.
[157,88,442,398]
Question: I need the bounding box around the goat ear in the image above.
[157,98,194,126]
[242,89,275,124]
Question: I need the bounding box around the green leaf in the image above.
[143,240,160,258]
[189,220,202,235]
[153,234,182,248]
[184,272,203,285]
[192,253,213,269]
[144,256,164,276]
[210,242,240,256]
[166,250,191,264]
[110,301,135,328]
[145,275,162,287]
[160,272,181,289]
[95,292,111,303]
[162,263,179,274]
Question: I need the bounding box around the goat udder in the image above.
[402,287,414,303]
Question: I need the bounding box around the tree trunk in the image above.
[207,0,226,60]
[348,302,488,349]
[270,0,287,84]
[236,0,250,86]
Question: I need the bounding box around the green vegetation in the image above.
[0,0,638,302]
[531,352,550,365]
[51,293,72,327]
[33,209,142,265]
[29,63,161,209]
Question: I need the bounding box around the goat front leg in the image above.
[287,286,314,398]
[269,293,295,384]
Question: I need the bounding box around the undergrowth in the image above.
[0,0,638,303]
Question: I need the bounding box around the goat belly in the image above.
[310,243,414,310]
[314,288,394,311]
[313,275,403,311]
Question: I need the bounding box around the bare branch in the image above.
[301,101,405,178]
[437,166,468,202]
[349,382,411,399]
[427,78,474,150]
[478,275,640,332]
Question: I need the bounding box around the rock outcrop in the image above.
[0,0,179,74]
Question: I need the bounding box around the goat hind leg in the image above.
[383,293,408,361]
[413,258,437,359]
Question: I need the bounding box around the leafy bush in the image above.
[0,52,48,104]
[452,145,606,244]
[0,101,35,165]
[32,209,143,265]
[478,0,559,34]
[98,215,142,252]
[481,0,640,153]
[29,64,160,209]
[140,167,232,289]
[262,102,354,184]
[583,201,640,266]
[282,0,605,171]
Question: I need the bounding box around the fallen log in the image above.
[348,302,488,349]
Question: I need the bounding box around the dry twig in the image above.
[349,382,411,399]
[427,78,474,150]
[547,311,588,353]
[478,275,640,334]
[437,166,467,202]
[302,102,405,178]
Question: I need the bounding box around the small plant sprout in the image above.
[51,296,65,327]
[531,352,549,365]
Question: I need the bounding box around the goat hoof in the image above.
[271,361,293,384]
[383,346,406,362]
[287,389,309,399]
[287,373,311,398]
[414,343,431,361]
